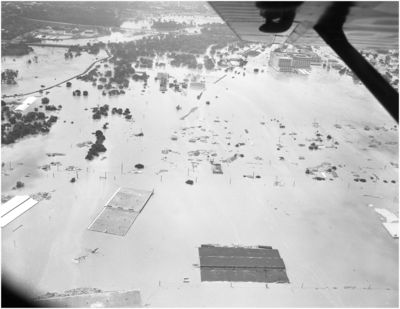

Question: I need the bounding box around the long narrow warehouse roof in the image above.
[199,245,289,283]
[1,198,38,228]
[0,195,30,217]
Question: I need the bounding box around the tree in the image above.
[1,69,18,84]
[24,112,36,123]
[16,181,24,188]
[45,105,57,111]
[92,112,101,120]
[36,112,45,120]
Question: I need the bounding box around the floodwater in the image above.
[1,32,398,307]
[1,47,107,97]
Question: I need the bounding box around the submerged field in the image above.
[1,46,399,307]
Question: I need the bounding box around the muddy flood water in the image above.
[1,29,398,307]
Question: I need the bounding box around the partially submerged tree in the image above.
[1,69,18,84]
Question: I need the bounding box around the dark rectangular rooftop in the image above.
[199,245,289,283]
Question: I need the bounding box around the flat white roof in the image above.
[383,222,399,238]
[0,195,30,217]
[1,198,38,228]
[23,96,37,105]
[375,208,398,223]
[15,96,38,112]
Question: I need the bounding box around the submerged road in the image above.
[214,74,227,84]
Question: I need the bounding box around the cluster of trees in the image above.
[108,23,237,62]
[111,107,132,119]
[1,104,58,145]
[45,105,59,111]
[80,58,145,97]
[16,181,25,189]
[79,58,135,95]
[108,89,126,96]
[67,42,105,57]
[110,59,135,85]
[203,55,215,70]
[72,89,89,96]
[78,67,100,83]
[132,72,149,82]
[64,51,74,59]
[1,69,19,85]
[169,53,197,69]
[1,42,34,57]
[92,104,109,119]
[308,143,319,151]
[134,57,153,69]
[151,19,190,31]
[86,130,107,160]
[97,85,126,96]
[85,42,102,55]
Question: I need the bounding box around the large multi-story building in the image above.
[269,52,293,72]
[291,53,312,69]
[156,72,169,92]
[269,48,318,72]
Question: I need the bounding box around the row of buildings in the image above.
[269,49,322,73]
[156,72,205,92]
